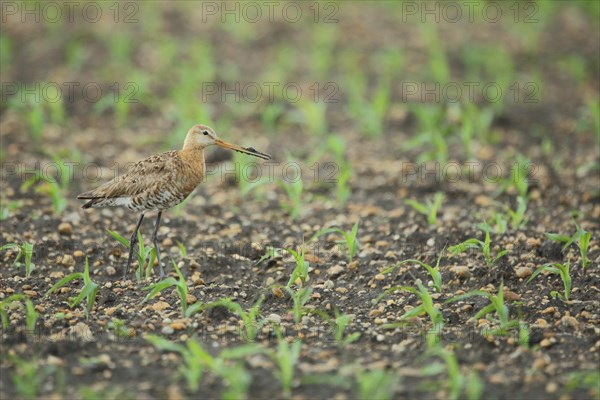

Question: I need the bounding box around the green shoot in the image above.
[283,246,310,287]
[21,155,72,214]
[270,330,302,398]
[527,260,572,301]
[142,263,191,318]
[10,356,59,399]
[146,335,263,395]
[447,281,516,335]
[449,224,508,267]
[0,294,38,331]
[1,241,35,276]
[383,251,444,293]
[0,198,21,220]
[405,192,444,226]
[421,347,482,400]
[545,220,592,269]
[201,296,265,341]
[46,257,99,319]
[309,220,360,263]
[356,368,398,400]
[285,286,312,324]
[107,318,131,340]
[277,178,305,219]
[107,229,157,280]
[379,283,443,347]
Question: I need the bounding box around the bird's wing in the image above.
[77,151,182,200]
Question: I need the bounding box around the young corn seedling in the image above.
[505,196,528,230]
[107,318,131,340]
[449,224,508,267]
[382,251,444,293]
[277,178,305,219]
[285,286,312,324]
[545,220,592,270]
[201,296,265,341]
[1,241,35,276]
[496,154,531,199]
[405,192,444,226]
[46,257,99,319]
[270,329,302,398]
[0,198,21,220]
[108,229,157,280]
[146,335,263,396]
[527,260,572,301]
[142,263,192,318]
[0,294,38,332]
[378,282,444,347]
[355,368,398,400]
[329,308,361,347]
[404,104,449,164]
[284,246,310,287]
[447,281,516,336]
[309,220,360,263]
[9,356,60,399]
[324,135,353,205]
[21,155,71,214]
[421,347,482,400]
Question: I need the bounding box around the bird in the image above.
[77,124,271,279]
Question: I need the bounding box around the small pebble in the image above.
[58,222,73,235]
[374,274,385,281]
[161,326,174,335]
[516,267,532,279]
[327,265,345,278]
[450,266,471,278]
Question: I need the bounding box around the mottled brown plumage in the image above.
[78,124,271,278]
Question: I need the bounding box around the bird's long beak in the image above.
[215,139,271,160]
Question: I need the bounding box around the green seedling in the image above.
[404,104,449,164]
[142,263,192,318]
[527,260,572,301]
[147,335,263,396]
[283,246,310,287]
[449,224,508,267]
[277,178,305,219]
[0,294,38,331]
[329,308,361,346]
[107,318,130,340]
[496,154,531,199]
[1,241,35,276]
[108,229,157,280]
[564,369,600,398]
[505,196,528,229]
[309,220,360,263]
[46,257,99,319]
[270,330,302,398]
[447,281,515,335]
[10,356,60,399]
[201,296,265,341]
[253,246,281,267]
[421,347,482,400]
[355,368,398,400]
[21,155,72,214]
[261,102,286,134]
[295,98,328,136]
[383,251,444,293]
[0,198,21,220]
[545,220,592,270]
[405,192,444,226]
[285,286,312,324]
[378,282,443,347]
[176,241,187,258]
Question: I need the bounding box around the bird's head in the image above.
[184,124,271,160]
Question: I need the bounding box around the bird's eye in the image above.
[203,131,209,136]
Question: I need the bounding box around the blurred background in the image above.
[0,0,598,221]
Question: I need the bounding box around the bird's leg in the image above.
[124,213,144,278]
[149,211,164,279]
